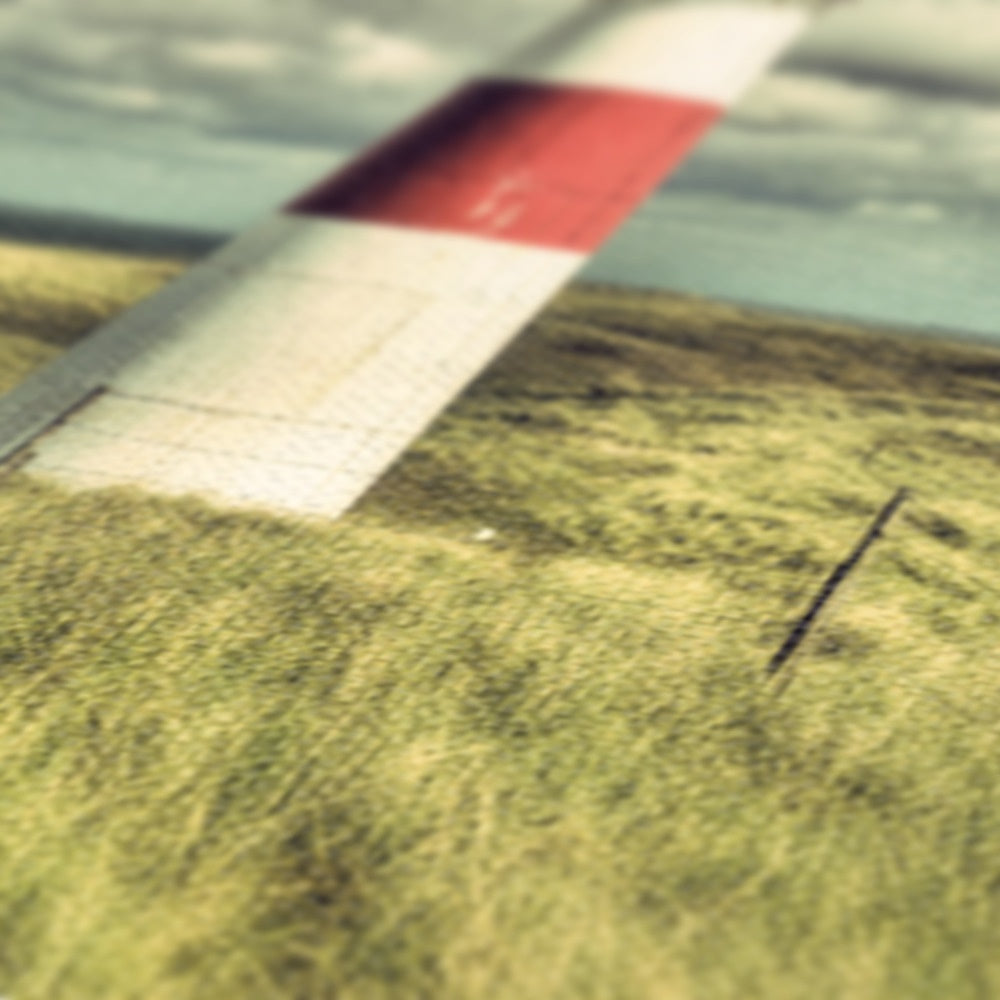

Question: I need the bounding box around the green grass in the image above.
[0,240,182,395]
[2,239,1000,998]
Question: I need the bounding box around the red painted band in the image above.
[286,78,721,253]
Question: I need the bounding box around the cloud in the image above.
[3,0,1000,239]
[661,0,1000,227]
[0,1,484,148]
[728,72,898,133]
[853,199,947,224]
[671,30,1000,226]
[305,0,579,51]
[326,20,450,85]
[789,0,1000,102]
[52,79,163,113]
[179,38,285,74]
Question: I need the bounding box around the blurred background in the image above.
[1,0,998,336]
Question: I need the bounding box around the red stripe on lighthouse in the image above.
[287,79,721,253]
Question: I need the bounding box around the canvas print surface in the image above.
[1,1,999,997]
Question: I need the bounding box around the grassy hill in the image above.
[0,239,187,395]
[1,237,1000,999]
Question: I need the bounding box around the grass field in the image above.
[2,237,1000,998]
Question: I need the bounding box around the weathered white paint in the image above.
[8,1,813,519]
[505,2,809,104]
[24,217,581,517]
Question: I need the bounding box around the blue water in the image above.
[586,193,1000,344]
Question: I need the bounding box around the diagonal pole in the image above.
[765,487,910,680]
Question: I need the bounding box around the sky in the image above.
[1,0,999,338]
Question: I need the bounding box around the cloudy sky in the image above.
[1,0,999,337]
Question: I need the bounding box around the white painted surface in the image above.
[11,2,813,520]
[25,217,581,517]
[505,1,809,104]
